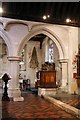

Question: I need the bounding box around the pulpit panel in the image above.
[40,71,56,88]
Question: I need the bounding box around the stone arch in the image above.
[18,27,66,60]
[17,25,69,92]
[4,21,29,31]
[0,30,13,56]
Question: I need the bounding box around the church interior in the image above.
[0,2,80,119]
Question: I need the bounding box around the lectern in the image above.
[2,73,11,101]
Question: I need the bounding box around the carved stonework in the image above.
[28,24,32,32]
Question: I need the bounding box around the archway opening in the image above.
[0,36,9,93]
[18,33,62,91]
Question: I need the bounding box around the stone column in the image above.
[8,56,24,101]
[59,59,68,92]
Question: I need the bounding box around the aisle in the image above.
[1,91,79,120]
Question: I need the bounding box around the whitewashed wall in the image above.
[0,17,79,94]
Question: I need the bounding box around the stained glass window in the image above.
[49,44,54,63]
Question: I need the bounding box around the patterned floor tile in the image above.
[0,91,79,120]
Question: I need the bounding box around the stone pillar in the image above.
[8,56,24,101]
[59,59,68,92]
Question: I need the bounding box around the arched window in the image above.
[49,44,54,63]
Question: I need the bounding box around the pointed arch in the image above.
[0,30,13,56]
[18,27,66,60]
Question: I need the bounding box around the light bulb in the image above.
[43,15,47,20]
[47,15,50,18]
[66,18,71,23]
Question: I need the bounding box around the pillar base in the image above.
[60,86,68,93]
[8,88,24,101]
[13,97,24,101]
[38,88,57,96]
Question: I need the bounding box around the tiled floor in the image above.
[50,92,80,109]
[1,91,79,120]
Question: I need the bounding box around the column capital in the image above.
[7,56,21,61]
[58,59,68,63]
